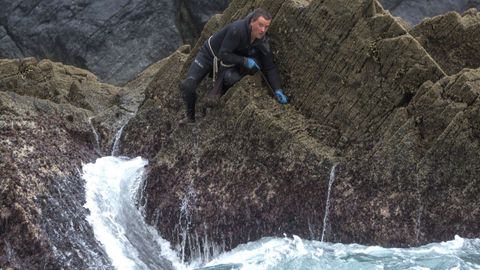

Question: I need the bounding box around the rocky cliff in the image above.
[0,0,229,85]
[118,0,480,259]
[0,56,160,268]
[1,0,480,268]
[1,0,476,87]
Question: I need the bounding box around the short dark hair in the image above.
[251,8,272,21]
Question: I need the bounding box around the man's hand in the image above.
[244,57,260,70]
[275,89,288,104]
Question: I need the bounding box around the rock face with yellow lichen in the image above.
[1,0,480,267]
[118,0,480,259]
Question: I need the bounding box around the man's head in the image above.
[250,8,272,40]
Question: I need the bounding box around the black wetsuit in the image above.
[181,12,281,120]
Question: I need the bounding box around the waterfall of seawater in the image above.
[111,124,126,156]
[82,157,480,270]
[83,129,480,270]
[82,156,185,270]
[88,116,101,155]
[321,164,337,242]
[111,113,135,156]
[176,127,224,265]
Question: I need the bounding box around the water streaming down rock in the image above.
[179,184,196,263]
[176,126,225,265]
[415,204,424,242]
[82,156,185,270]
[80,156,480,270]
[88,116,102,155]
[111,112,137,156]
[111,124,127,156]
[321,164,337,242]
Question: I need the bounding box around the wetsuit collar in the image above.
[245,13,253,44]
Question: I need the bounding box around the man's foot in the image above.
[179,114,195,125]
[204,95,220,108]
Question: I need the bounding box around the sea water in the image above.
[82,156,480,270]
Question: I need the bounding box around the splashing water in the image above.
[82,156,480,270]
[83,156,185,270]
[199,235,480,270]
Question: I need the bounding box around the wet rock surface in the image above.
[0,57,155,268]
[0,91,111,268]
[1,0,480,267]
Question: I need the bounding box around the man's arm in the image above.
[261,49,282,91]
[259,41,288,104]
[218,26,246,66]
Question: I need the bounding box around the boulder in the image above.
[411,8,480,75]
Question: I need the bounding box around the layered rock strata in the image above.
[1,0,479,267]
[411,8,480,75]
[119,0,480,259]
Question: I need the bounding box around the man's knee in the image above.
[180,77,197,102]
[223,69,243,88]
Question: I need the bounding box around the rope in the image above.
[208,36,234,83]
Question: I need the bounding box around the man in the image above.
[180,7,288,123]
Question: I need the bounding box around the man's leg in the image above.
[222,67,247,95]
[180,47,212,122]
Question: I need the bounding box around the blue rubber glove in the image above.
[244,57,260,70]
[275,89,288,104]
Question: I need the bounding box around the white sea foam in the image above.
[82,156,480,270]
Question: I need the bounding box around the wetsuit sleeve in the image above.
[218,26,246,66]
[260,49,282,91]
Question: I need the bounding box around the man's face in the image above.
[250,16,271,40]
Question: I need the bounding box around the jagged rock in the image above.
[91,53,170,155]
[2,0,479,268]
[332,68,480,245]
[410,8,480,75]
[0,58,120,113]
[119,0,479,259]
[0,56,161,154]
[0,0,229,85]
[379,0,480,25]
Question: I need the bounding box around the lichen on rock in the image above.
[118,0,480,260]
